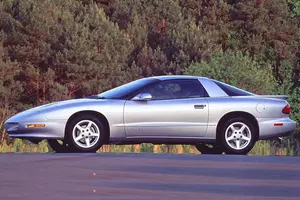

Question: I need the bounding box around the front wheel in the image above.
[66,114,105,153]
[219,117,257,155]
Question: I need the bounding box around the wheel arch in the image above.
[64,110,110,144]
[216,111,259,141]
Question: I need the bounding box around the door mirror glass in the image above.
[132,93,152,101]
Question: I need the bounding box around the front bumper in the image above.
[258,117,297,140]
[4,120,66,139]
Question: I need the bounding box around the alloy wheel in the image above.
[72,120,100,149]
[225,122,252,150]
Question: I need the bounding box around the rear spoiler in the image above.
[256,95,289,100]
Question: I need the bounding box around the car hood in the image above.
[5,98,109,123]
[23,98,104,112]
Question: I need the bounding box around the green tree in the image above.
[105,0,225,75]
[185,51,277,94]
[274,58,300,155]
[0,0,138,147]
[0,41,23,145]
[228,0,298,82]
[0,0,136,106]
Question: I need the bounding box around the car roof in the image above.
[151,75,209,81]
[150,75,254,97]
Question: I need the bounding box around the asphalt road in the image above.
[0,153,299,200]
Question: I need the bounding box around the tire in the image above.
[218,117,257,155]
[65,114,105,153]
[195,143,224,154]
[47,139,71,153]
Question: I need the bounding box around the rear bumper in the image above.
[258,117,296,140]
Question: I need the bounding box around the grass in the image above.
[0,139,293,156]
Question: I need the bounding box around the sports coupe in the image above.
[4,75,297,154]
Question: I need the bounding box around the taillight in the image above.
[282,104,291,114]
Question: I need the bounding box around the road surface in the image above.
[0,153,299,200]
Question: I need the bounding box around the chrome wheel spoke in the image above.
[241,134,251,142]
[75,135,83,141]
[76,124,83,132]
[85,137,91,147]
[229,125,236,132]
[235,139,241,149]
[240,125,246,132]
[87,122,92,129]
[90,132,99,137]
[226,134,235,142]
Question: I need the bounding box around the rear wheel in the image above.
[219,117,256,155]
[66,114,105,153]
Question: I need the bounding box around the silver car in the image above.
[4,75,296,154]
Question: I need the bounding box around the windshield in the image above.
[97,78,160,99]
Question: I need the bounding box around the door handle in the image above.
[194,105,206,109]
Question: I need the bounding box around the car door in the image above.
[123,79,209,138]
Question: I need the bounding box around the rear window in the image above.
[213,80,254,96]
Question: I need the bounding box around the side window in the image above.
[142,79,207,100]
[212,80,253,96]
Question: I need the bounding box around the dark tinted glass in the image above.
[213,80,253,96]
[98,78,160,99]
[142,79,208,100]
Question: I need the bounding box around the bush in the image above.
[185,51,277,94]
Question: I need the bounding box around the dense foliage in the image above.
[1,0,300,155]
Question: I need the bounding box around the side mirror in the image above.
[132,93,152,101]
